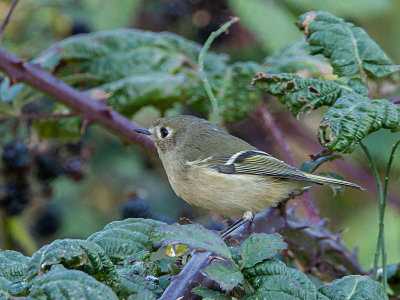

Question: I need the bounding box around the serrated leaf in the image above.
[240,233,287,268]
[0,277,12,299]
[253,73,363,116]
[318,94,400,153]
[244,260,318,299]
[88,218,166,262]
[116,260,162,298]
[318,275,388,300]
[300,154,342,173]
[27,265,118,300]
[129,289,157,300]
[150,223,231,259]
[34,112,82,142]
[27,239,119,285]
[35,29,264,122]
[0,250,29,283]
[192,286,231,300]
[297,11,400,78]
[201,260,243,292]
[0,78,25,103]
[264,40,332,78]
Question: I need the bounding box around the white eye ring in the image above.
[157,127,172,139]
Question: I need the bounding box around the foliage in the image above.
[0,219,388,299]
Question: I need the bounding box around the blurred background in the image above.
[0,0,400,271]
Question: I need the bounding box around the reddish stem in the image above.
[390,96,400,104]
[0,48,156,152]
[0,0,19,43]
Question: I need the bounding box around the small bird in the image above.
[134,115,362,234]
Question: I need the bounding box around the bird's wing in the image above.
[200,150,321,184]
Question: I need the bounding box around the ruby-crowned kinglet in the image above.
[134,115,362,223]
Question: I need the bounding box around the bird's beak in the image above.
[133,128,152,135]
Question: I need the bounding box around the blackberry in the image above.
[2,140,30,170]
[35,154,62,182]
[62,156,84,181]
[33,205,62,236]
[121,196,150,219]
[0,182,29,215]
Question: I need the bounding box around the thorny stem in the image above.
[389,96,400,104]
[359,141,386,290]
[198,17,239,124]
[0,0,19,43]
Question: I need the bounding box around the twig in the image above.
[0,48,156,152]
[359,141,385,289]
[389,96,400,104]
[198,17,239,124]
[253,104,320,224]
[0,0,19,43]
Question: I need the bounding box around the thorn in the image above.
[351,246,359,259]
[11,58,26,70]
[332,229,345,241]
[291,224,312,231]
[100,106,113,118]
[315,235,332,241]
[286,203,297,215]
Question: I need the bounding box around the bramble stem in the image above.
[0,0,20,43]
[359,141,386,290]
[198,17,239,124]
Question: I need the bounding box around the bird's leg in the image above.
[219,211,253,239]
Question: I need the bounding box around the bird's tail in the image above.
[302,173,364,190]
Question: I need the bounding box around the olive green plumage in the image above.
[136,115,362,218]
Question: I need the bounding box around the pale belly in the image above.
[165,163,304,217]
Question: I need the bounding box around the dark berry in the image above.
[2,140,30,169]
[65,142,83,155]
[35,154,62,182]
[33,205,62,236]
[63,156,84,181]
[0,182,29,215]
[71,22,91,35]
[121,196,150,219]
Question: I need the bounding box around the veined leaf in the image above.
[201,260,243,291]
[192,286,231,300]
[240,233,287,268]
[244,259,319,299]
[87,218,166,262]
[35,29,264,122]
[263,40,332,78]
[318,275,388,300]
[253,73,364,116]
[27,239,119,285]
[27,265,118,300]
[130,289,158,300]
[318,94,400,153]
[150,223,231,259]
[0,277,12,299]
[0,250,29,283]
[297,11,400,78]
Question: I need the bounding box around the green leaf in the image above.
[253,73,364,116]
[318,275,388,300]
[264,40,332,78]
[300,154,342,173]
[297,11,400,78]
[151,223,231,259]
[244,260,319,299]
[0,250,29,283]
[201,260,244,291]
[27,239,119,285]
[0,78,25,103]
[129,289,157,300]
[88,218,166,262]
[35,29,264,122]
[240,233,287,268]
[0,277,12,299]
[192,286,231,300]
[27,265,118,300]
[318,94,400,153]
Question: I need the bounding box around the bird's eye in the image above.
[160,127,169,138]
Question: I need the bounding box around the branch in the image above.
[161,207,366,298]
[0,0,19,43]
[0,47,156,152]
